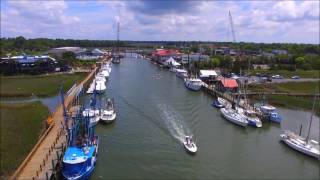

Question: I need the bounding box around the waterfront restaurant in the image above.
[151,49,181,64]
[215,78,238,93]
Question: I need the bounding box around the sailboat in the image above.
[220,92,248,127]
[236,83,262,128]
[184,50,203,91]
[280,94,320,159]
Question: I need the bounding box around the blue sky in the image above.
[1,0,319,44]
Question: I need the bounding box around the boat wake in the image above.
[157,104,192,143]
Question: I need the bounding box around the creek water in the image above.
[84,56,320,179]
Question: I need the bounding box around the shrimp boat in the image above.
[61,88,99,180]
[183,136,197,154]
[280,94,320,159]
[184,78,203,91]
[100,98,116,123]
[220,107,248,127]
[83,88,100,127]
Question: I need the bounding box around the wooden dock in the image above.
[10,67,97,180]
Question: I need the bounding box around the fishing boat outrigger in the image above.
[183,136,197,154]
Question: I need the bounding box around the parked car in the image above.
[291,75,300,79]
[272,75,283,79]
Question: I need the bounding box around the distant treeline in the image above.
[1,36,319,56]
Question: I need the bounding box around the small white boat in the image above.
[82,108,100,126]
[280,131,320,159]
[183,136,197,154]
[176,69,188,79]
[184,78,203,91]
[100,98,116,123]
[220,107,248,127]
[217,97,230,107]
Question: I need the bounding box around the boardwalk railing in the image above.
[11,67,97,180]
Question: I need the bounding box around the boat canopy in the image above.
[176,69,187,73]
[166,57,181,66]
[63,146,95,164]
[260,105,276,111]
[199,70,218,78]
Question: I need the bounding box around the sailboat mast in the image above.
[306,93,318,141]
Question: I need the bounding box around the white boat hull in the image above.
[280,133,320,159]
[220,108,248,127]
[184,78,202,91]
[100,111,116,123]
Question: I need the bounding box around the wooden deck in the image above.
[11,67,97,180]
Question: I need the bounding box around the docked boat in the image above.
[100,98,116,123]
[100,68,109,79]
[259,105,282,123]
[175,69,188,79]
[212,99,224,108]
[95,76,106,93]
[86,80,95,94]
[280,131,319,159]
[280,94,320,159]
[220,107,248,127]
[184,78,203,91]
[82,108,100,126]
[112,56,121,64]
[183,136,197,154]
[237,108,262,128]
[62,135,99,180]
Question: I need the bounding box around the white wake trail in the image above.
[157,104,192,143]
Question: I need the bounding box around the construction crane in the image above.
[228,10,236,43]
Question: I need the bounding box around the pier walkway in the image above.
[11,67,97,180]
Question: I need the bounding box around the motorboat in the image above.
[176,69,188,79]
[82,108,100,127]
[212,99,224,108]
[280,94,320,159]
[183,136,197,154]
[86,81,95,94]
[100,98,116,123]
[220,107,248,127]
[259,105,282,123]
[95,76,106,93]
[280,131,319,159]
[100,68,109,79]
[237,108,262,128]
[184,78,203,91]
[217,97,230,107]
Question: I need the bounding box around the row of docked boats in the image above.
[86,62,111,94]
[62,61,118,180]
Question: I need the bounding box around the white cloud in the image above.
[1,1,319,43]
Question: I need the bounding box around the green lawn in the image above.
[246,70,319,78]
[249,81,319,115]
[0,73,87,97]
[249,81,320,94]
[0,102,49,178]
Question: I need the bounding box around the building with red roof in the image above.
[151,49,181,63]
[215,78,238,92]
